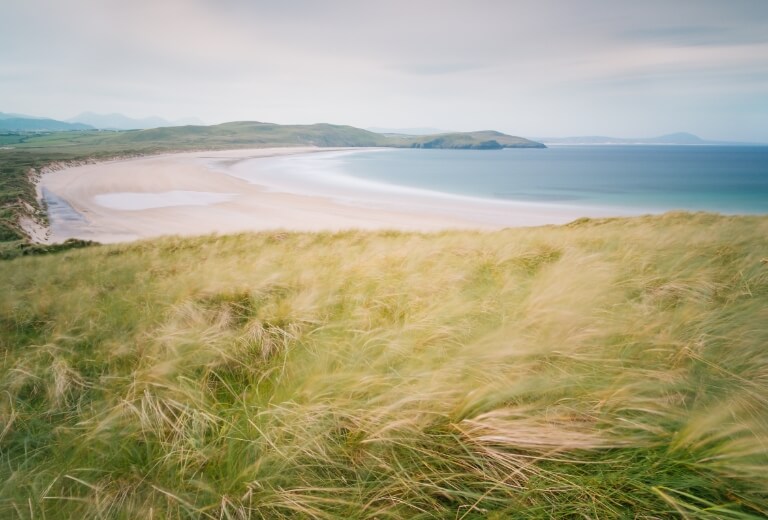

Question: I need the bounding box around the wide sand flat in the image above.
[38,147,622,243]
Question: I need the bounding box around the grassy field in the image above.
[1,212,767,518]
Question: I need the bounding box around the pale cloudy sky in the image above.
[1,0,767,140]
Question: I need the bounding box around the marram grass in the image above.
[1,213,767,519]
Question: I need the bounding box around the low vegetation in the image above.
[407,130,546,149]
[1,213,767,518]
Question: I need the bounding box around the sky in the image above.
[1,0,767,141]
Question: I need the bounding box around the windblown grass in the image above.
[1,213,767,518]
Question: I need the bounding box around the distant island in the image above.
[535,132,763,146]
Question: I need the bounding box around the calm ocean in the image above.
[306,145,768,214]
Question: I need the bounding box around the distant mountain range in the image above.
[535,132,762,146]
[0,111,204,131]
[0,112,45,120]
[67,112,204,130]
[0,112,93,131]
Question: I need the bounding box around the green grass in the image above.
[405,130,545,149]
[1,213,767,518]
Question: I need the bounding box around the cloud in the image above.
[395,62,491,76]
[1,0,766,140]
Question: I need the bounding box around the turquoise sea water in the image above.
[318,146,768,214]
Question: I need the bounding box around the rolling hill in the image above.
[405,130,546,149]
[0,117,93,132]
[104,123,545,150]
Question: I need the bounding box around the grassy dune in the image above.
[1,213,768,518]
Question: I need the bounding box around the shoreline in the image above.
[228,149,638,215]
[35,147,629,244]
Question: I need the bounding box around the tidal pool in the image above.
[94,190,235,210]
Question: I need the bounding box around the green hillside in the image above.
[406,130,546,149]
[111,122,389,149]
[3,122,546,154]
[1,213,767,518]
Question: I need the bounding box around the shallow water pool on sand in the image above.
[93,191,235,210]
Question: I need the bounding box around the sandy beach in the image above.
[37,147,620,243]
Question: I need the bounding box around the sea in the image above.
[233,145,768,215]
